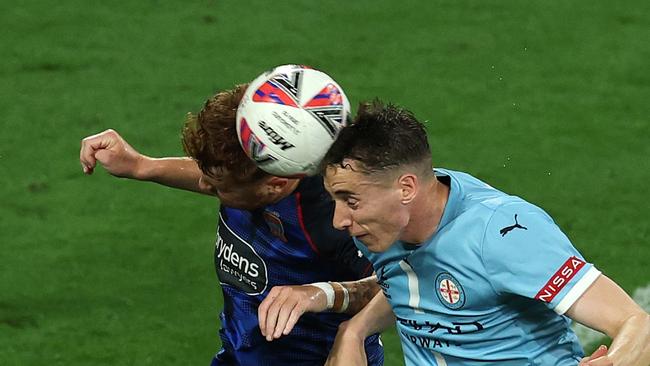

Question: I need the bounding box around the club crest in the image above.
[435,272,465,310]
[263,210,287,242]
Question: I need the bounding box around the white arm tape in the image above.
[340,284,350,312]
[309,282,335,310]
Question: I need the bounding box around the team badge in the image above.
[263,210,287,242]
[435,272,465,310]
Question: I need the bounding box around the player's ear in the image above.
[265,176,295,195]
[397,173,417,204]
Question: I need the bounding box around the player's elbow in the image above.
[632,311,650,338]
[620,312,650,366]
[607,310,650,340]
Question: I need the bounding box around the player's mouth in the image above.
[353,233,369,242]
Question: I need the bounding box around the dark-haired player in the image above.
[79,85,383,366]
[321,100,650,366]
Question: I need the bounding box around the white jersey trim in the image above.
[399,260,425,314]
[432,351,448,366]
[555,266,601,315]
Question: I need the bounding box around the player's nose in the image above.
[332,202,352,231]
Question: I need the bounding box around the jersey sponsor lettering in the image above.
[535,256,585,303]
[216,215,268,295]
[397,316,484,350]
[396,316,484,336]
[401,330,452,349]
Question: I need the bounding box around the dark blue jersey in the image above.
[211,176,383,366]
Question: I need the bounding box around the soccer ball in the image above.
[236,64,351,177]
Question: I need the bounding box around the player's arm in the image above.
[258,276,380,341]
[258,185,380,340]
[325,291,395,366]
[79,129,214,195]
[482,204,649,364]
[339,276,381,314]
[567,275,650,366]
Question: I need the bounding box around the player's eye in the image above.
[346,198,359,209]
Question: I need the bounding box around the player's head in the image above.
[182,84,299,210]
[321,99,434,252]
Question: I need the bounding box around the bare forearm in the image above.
[324,293,392,366]
[137,157,213,195]
[567,275,650,365]
[350,291,395,336]
[338,276,380,315]
[607,312,650,366]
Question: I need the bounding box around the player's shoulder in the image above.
[481,196,534,215]
[477,197,563,264]
[438,169,546,216]
[483,198,554,230]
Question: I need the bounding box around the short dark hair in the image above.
[321,99,432,175]
[182,84,270,183]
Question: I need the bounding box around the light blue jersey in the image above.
[359,169,601,366]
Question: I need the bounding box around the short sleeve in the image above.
[482,202,601,314]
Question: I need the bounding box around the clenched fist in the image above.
[80,129,145,179]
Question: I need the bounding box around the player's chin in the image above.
[357,235,388,253]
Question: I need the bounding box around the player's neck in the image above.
[401,177,450,244]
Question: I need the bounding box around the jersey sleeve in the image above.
[481,202,601,314]
[299,187,373,279]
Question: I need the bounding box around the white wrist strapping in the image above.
[309,282,335,309]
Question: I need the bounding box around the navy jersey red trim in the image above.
[295,191,321,256]
[212,175,381,365]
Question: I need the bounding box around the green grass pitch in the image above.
[1,0,648,365]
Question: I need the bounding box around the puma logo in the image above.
[500,214,528,237]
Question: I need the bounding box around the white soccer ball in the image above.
[236,64,351,177]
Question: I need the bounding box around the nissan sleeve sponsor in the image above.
[535,256,585,303]
[216,214,268,295]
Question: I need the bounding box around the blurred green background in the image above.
[1,0,648,365]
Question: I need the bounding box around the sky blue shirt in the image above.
[358,169,600,366]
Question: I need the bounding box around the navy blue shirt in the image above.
[211,176,383,366]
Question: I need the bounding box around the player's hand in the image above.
[324,320,367,366]
[80,129,145,178]
[579,345,613,366]
[258,284,328,341]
